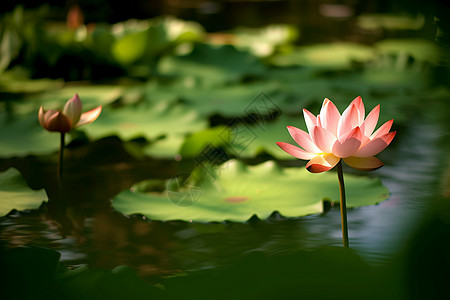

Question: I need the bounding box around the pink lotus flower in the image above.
[277,96,395,173]
[39,94,102,133]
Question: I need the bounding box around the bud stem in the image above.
[336,160,349,248]
[57,132,65,188]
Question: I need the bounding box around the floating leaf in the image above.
[375,39,441,64]
[0,112,60,157]
[112,30,149,65]
[226,116,304,159]
[13,85,122,116]
[158,43,266,86]
[130,80,286,118]
[83,101,207,141]
[230,24,299,57]
[179,126,231,157]
[142,134,185,159]
[0,68,63,94]
[357,13,425,31]
[0,168,47,216]
[270,43,375,68]
[112,160,389,222]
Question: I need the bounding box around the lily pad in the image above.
[0,168,47,216]
[112,160,389,222]
[226,116,305,159]
[357,13,425,31]
[375,39,441,64]
[270,43,376,68]
[136,80,286,118]
[142,134,186,159]
[0,112,60,157]
[83,101,207,141]
[11,84,122,116]
[230,24,299,57]
[157,43,266,86]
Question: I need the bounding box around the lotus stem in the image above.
[336,160,349,248]
[57,132,65,187]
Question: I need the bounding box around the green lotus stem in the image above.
[57,132,65,187]
[336,160,349,248]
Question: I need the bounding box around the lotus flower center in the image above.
[225,196,248,203]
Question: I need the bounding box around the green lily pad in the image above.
[11,84,122,116]
[375,39,441,64]
[179,126,231,157]
[0,168,47,216]
[0,112,60,157]
[231,24,299,57]
[357,13,425,31]
[111,16,204,66]
[270,43,376,68]
[226,116,304,159]
[0,68,63,94]
[83,101,207,141]
[157,43,266,86]
[142,134,185,159]
[112,160,389,222]
[135,80,286,118]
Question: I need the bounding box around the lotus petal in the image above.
[63,94,82,127]
[287,126,321,153]
[38,106,46,128]
[76,106,102,128]
[306,154,340,173]
[349,96,365,124]
[356,131,396,157]
[45,112,72,133]
[331,127,362,158]
[337,104,358,140]
[319,98,340,136]
[311,126,336,153]
[343,156,384,171]
[303,109,317,134]
[371,119,393,140]
[276,142,316,160]
[362,105,380,137]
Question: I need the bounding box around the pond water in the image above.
[0,113,446,283]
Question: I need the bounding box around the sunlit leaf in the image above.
[270,43,376,68]
[112,160,389,222]
[13,84,122,115]
[230,24,299,57]
[83,101,207,141]
[112,30,149,65]
[0,168,47,216]
[358,14,425,30]
[375,39,442,64]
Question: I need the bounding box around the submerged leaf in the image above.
[0,168,47,216]
[112,160,389,222]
